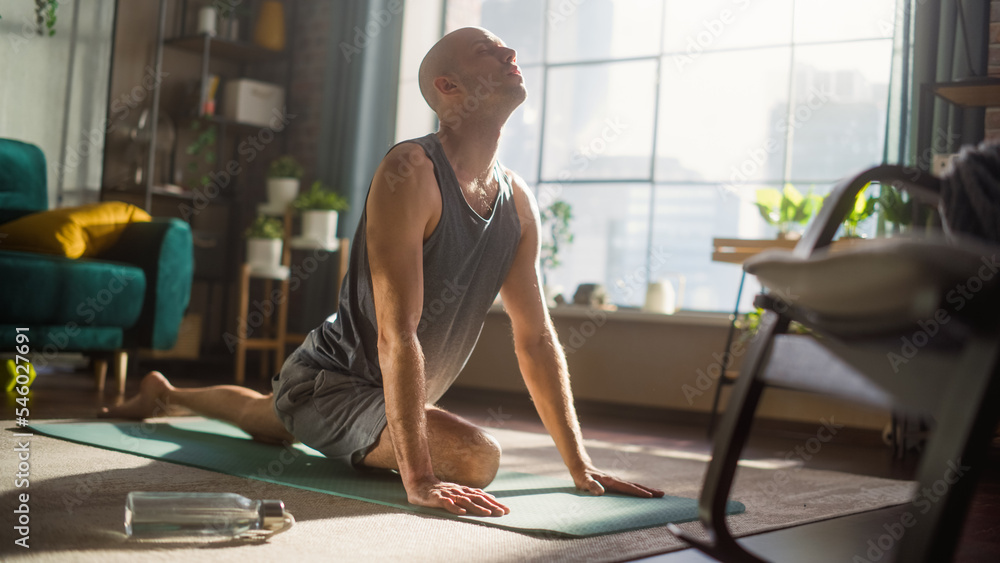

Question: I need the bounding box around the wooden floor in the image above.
[5,361,999,562]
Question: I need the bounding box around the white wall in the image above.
[459,309,891,431]
[0,0,115,208]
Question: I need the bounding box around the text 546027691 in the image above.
[12,327,33,549]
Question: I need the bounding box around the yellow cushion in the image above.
[0,202,152,259]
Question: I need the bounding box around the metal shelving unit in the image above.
[108,0,297,361]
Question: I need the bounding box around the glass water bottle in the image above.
[125,492,288,540]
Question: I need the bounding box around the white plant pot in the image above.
[266,178,300,209]
[301,210,339,246]
[246,238,282,269]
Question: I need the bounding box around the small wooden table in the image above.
[234,206,349,385]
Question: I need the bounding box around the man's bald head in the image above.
[418,27,502,114]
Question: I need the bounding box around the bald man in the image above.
[103,27,664,517]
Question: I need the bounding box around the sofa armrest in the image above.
[100,218,193,350]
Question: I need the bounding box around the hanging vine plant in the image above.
[36,0,59,36]
[1,1,58,35]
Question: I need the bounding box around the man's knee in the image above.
[470,431,502,485]
[427,410,502,488]
[449,430,501,488]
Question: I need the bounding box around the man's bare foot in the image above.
[98,371,174,419]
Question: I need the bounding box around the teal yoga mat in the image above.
[31,419,744,537]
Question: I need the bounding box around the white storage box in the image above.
[222,78,285,127]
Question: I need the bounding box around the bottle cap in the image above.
[259,500,286,531]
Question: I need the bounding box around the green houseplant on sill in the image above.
[754,184,823,240]
[877,183,914,236]
[292,181,349,249]
[539,199,574,306]
[840,184,878,239]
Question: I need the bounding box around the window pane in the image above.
[793,0,897,44]
[537,183,652,307]
[479,0,547,65]
[542,60,657,181]
[651,184,768,312]
[656,48,791,184]
[787,41,892,182]
[498,66,543,184]
[547,0,663,63]
[663,0,793,54]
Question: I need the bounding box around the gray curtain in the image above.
[316,0,405,239]
[287,0,404,331]
[901,0,991,168]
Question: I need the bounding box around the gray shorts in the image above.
[271,352,387,467]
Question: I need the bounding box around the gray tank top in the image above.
[292,133,522,403]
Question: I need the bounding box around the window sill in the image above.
[488,303,733,327]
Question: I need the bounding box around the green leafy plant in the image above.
[755,185,823,237]
[244,215,283,239]
[877,183,913,233]
[267,155,304,179]
[41,0,57,36]
[539,199,574,279]
[185,119,217,188]
[841,183,878,238]
[292,181,349,211]
[736,308,810,343]
[1,1,58,35]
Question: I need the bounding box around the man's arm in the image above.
[367,144,505,515]
[498,175,664,498]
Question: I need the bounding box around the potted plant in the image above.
[539,199,574,305]
[754,185,823,239]
[244,214,284,271]
[185,119,217,189]
[877,183,913,235]
[292,181,349,247]
[266,155,304,210]
[840,185,878,239]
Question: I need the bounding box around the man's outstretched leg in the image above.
[99,371,295,445]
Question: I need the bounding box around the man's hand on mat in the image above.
[407,477,510,517]
[573,466,665,499]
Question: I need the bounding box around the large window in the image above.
[418,0,895,311]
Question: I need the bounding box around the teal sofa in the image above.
[0,138,193,395]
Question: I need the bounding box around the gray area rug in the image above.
[1,417,913,562]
